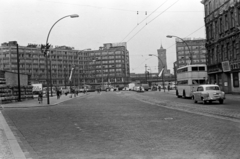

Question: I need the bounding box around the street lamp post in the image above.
[16,42,21,101]
[41,14,78,104]
[49,59,53,97]
[166,35,192,65]
[149,54,165,92]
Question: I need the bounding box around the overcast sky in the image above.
[0,0,205,74]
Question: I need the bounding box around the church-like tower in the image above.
[157,44,167,74]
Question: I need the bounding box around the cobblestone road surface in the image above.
[2,92,240,159]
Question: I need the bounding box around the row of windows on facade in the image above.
[39,78,125,85]
[0,66,125,73]
[177,50,207,55]
[177,46,206,51]
[178,59,206,64]
[207,42,240,65]
[0,49,127,56]
[178,55,206,59]
[204,0,228,16]
[0,53,127,61]
[32,73,126,78]
[206,7,240,40]
[0,59,126,65]
[0,64,127,70]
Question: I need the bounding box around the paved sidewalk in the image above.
[1,93,84,109]
[0,93,85,159]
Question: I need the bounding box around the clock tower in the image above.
[157,44,167,74]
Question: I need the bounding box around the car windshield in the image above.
[206,86,220,90]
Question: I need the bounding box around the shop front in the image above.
[207,62,232,93]
[230,61,240,93]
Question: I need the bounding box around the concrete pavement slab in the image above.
[0,111,25,159]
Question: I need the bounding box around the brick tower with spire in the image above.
[157,44,167,74]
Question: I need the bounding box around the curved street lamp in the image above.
[149,54,166,92]
[43,14,79,104]
[166,35,192,65]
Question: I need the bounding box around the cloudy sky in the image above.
[0,0,205,74]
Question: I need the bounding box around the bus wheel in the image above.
[176,90,180,98]
[182,90,186,99]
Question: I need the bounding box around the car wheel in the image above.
[201,97,206,104]
[219,99,224,104]
[193,96,197,103]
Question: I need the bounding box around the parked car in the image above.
[137,86,145,92]
[133,86,145,92]
[133,86,140,91]
[192,84,225,104]
[122,87,130,91]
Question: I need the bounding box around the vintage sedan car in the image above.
[192,84,225,104]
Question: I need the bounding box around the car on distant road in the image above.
[192,84,225,104]
[122,87,130,91]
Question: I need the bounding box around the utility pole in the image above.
[145,64,147,83]
[16,43,21,101]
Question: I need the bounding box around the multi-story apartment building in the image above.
[201,0,240,93]
[175,38,207,68]
[0,41,130,89]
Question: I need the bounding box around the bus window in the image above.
[177,80,188,85]
[199,80,205,84]
[177,67,188,73]
[192,80,199,84]
[199,67,205,71]
[192,79,205,84]
[192,67,198,71]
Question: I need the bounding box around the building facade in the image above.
[175,38,207,68]
[0,41,130,89]
[201,0,240,93]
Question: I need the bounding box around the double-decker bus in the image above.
[176,64,208,98]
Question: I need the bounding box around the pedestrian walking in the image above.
[57,90,61,99]
[158,85,161,91]
[38,91,43,104]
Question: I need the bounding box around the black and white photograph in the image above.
[1,0,240,159]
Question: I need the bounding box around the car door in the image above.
[195,87,203,101]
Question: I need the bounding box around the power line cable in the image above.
[166,25,205,50]
[126,0,180,42]
[131,57,152,71]
[121,0,168,41]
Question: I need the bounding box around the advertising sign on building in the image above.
[32,83,42,92]
[222,61,231,72]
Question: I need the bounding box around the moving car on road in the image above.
[192,84,225,104]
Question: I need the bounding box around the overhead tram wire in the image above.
[126,0,180,43]
[166,25,205,50]
[121,0,169,42]
[131,57,152,72]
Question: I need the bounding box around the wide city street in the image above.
[2,91,240,159]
